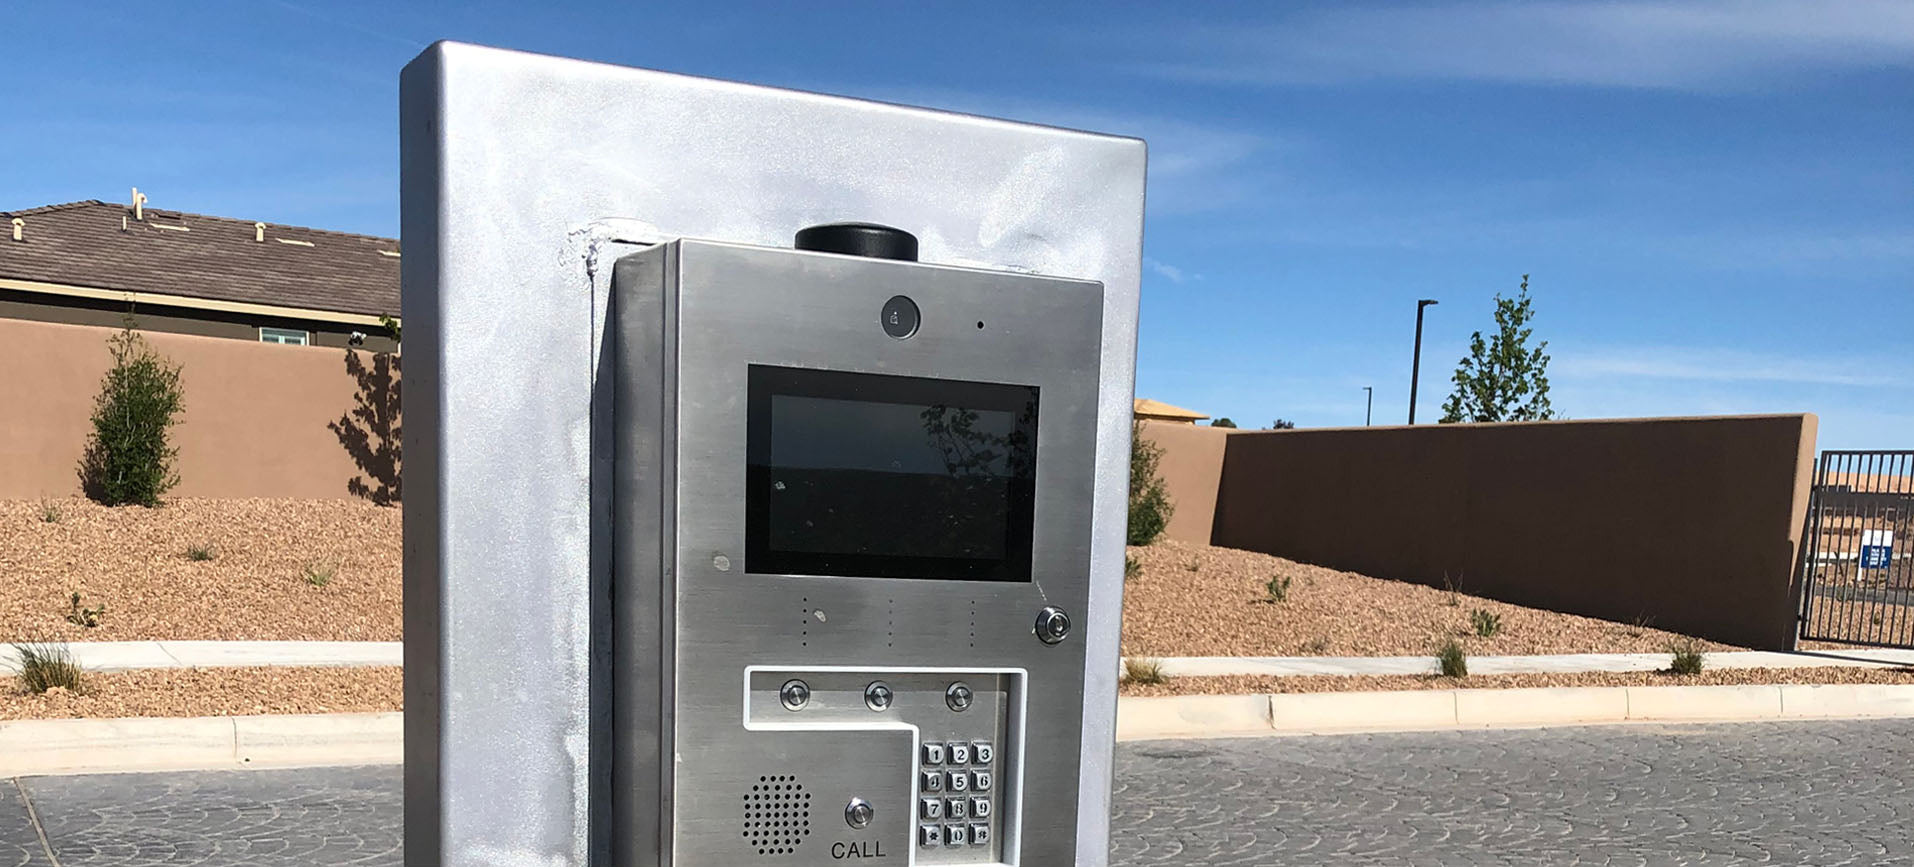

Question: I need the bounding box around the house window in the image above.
[259,327,310,346]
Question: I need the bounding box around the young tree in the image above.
[1270,419,1296,430]
[1209,417,1237,428]
[1440,275,1554,423]
[80,325,185,506]
[1127,422,1175,546]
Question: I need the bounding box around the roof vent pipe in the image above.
[131,187,147,221]
[9,218,22,243]
[255,222,266,242]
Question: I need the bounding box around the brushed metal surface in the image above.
[613,240,1101,867]
[402,40,1142,867]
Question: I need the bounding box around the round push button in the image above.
[881,295,919,339]
[946,681,973,712]
[1035,606,1071,645]
[865,680,894,711]
[780,679,811,711]
[846,797,874,829]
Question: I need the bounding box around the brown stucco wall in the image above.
[1206,415,1818,650]
[0,290,399,353]
[0,317,399,501]
[1135,420,1230,545]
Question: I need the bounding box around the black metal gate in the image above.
[1798,451,1914,647]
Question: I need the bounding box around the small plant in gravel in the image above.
[79,324,186,508]
[1121,657,1168,686]
[1184,559,1200,573]
[1301,635,1331,655]
[64,592,106,628]
[9,642,85,694]
[1265,575,1291,603]
[1627,613,1655,637]
[1124,555,1141,581]
[38,499,62,523]
[1469,608,1502,638]
[1436,639,1468,678]
[302,561,337,587]
[1441,572,1461,607]
[185,543,216,562]
[1667,638,1705,675]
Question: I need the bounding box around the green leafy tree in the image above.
[1440,275,1554,423]
[1127,423,1175,546]
[80,325,185,506]
[1209,417,1237,429]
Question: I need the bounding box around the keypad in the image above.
[918,738,995,853]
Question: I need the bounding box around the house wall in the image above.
[0,317,399,501]
[0,289,399,352]
[1195,416,1818,650]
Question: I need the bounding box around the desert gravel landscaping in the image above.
[1118,665,1914,696]
[1,498,400,641]
[1122,539,1740,657]
[1,665,402,720]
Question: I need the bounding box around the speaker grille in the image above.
[742,774,812,855]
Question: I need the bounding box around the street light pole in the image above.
[1362,386,1373,426]
[1409,299,1438,424]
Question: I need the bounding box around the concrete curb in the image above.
[1139,648,1914,679]
[1117,684,1914,740]
[0,712,401,776]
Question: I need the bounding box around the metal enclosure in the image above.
[612,239,1103,866]
[401,42,1146,867]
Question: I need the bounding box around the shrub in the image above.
[65,592,106,628]
[1266,575,1291,603]
[1126,423,1175,546]
[11,642,85,694]
[1124,555,1141,581]
[1121,657,1168,686]
[1301,635,1331,655]
[38,499,62,523]
[1184,559,1200,572]
[79,326,185,507]
[1436,639,1468,678]
[302,561,336,587]
[185,544,216,562]
[1469,608,1502,638]
[1668,638,1705,675]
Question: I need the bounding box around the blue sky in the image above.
[4,1,1909,448]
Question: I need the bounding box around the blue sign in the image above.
[1861,545,1892,569]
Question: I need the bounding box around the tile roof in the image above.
[1133,398,1210,421]
[0,200,399,317]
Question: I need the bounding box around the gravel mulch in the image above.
[1,665,403,720]
[0,498,400,641]
[1119,665,1914,697]
[1121,539,1741,657]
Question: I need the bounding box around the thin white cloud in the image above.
[1557,346,1910,388]
[1144,257,1198,283]
[1132,0,1914,91]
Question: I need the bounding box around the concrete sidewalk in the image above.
[1138,647,1914,678]
[0,641,401,672]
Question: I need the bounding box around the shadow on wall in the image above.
[329,349,402,505]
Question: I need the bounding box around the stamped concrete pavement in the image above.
[2,719,1911,865]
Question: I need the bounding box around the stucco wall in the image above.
[1203,415,1818,650]
[0,317,399,501]
[1135,420,1230,545]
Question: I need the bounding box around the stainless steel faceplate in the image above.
[613,239,1103,867]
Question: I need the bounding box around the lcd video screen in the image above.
[745,365,1038,581]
